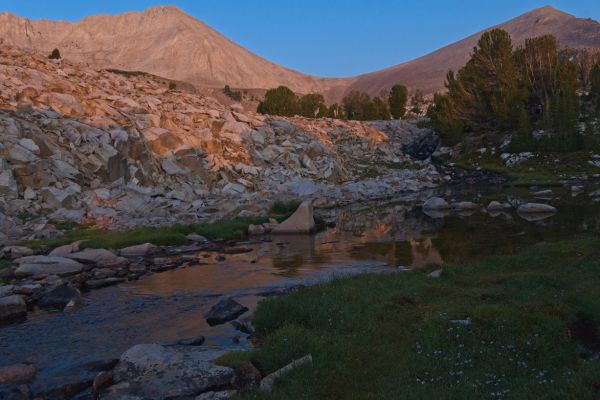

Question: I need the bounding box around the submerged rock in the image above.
[38,283,82,311]
[422,197,450,210]
[85,277,126,290]
[177,336,206,346]
[0,363,36,385]
[205,298,249,326]
[451,201,480,211]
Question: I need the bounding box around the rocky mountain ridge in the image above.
[1,6,599,100]
[0,43,441,245]
[0,6,352,101]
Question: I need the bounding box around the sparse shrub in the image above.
[223,85,242,102]
[169,82,177,91]
[48,48,61,60]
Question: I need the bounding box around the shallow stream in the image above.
[2,185,600,389]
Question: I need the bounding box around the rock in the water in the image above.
[0,363,36,385]
[0,285,15,297]
[422,197,450,210]
[85,277,126,290]
[205,298,249,326]
[14,256,84,278]
[451,201,480,211]
[271,200,315,234]
[0,385,31,400]
[93,371,113,394]
[0,295,26,322]
[231,318,255,334]
[67,249,128,268]
[38,284,81,311]
[247,224,266,236]
[487,201,508,212]
[517,203,557,214]
[119,243,158,257]
[177,336,206,346]
[109,344,235,400]
[533,189,553,197]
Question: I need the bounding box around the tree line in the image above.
[257,84,425,121]
[427,28,600,152]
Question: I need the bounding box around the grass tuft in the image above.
[23,202,311,251]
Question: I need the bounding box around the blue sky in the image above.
[1,1,599,77]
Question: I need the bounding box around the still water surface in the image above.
[1,186,599,385]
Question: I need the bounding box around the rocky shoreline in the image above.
[0,43,449,248]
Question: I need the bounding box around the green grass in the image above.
[270,201,302,218]
[454,151,600,186]
[23,201,309,251]
[221,239,600,399]
[0,261,14,270]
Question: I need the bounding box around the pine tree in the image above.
[257,86,298,116]
[342,91,372,121]
[389,84,408,119]
[410,89,425,115]
[553,60,579,136]
[372,97,391,120]
[298,93,326,118]
[590,63,600,114]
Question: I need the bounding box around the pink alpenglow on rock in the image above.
[271,200,316,234]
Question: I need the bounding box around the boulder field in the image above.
[0,44,445,246]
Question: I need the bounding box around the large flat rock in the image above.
[105,344,235,400]
[14,256,84,278]
[66,248,128,268]
[271,200,315,234]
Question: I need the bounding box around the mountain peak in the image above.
[144,5,186,15]
[524,5,574,19]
